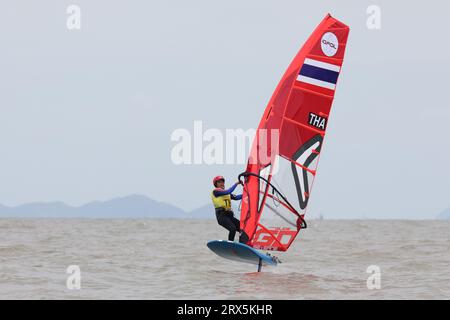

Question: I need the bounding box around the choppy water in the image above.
[0,219,449,299]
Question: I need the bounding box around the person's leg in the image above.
[227,229,236,241]
[217,213,238,241]
[231,216,241,232]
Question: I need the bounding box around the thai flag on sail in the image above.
[297,58,341,90]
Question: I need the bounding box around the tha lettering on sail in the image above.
[308,112,327,130]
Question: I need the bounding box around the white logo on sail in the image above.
[321,32,338,57]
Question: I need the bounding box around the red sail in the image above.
[239,14,350,251]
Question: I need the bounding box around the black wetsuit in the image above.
[215,208,241,241]
[213,183,242,241]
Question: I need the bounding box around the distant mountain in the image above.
[12,201,76,218]
[188,203,240,219]
[0,204,11,215]
[0,194,187,218]
[189,203,215,219]
[436,208,450,220]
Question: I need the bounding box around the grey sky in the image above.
[0,1,449,218]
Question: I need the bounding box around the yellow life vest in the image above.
[211,189,232,211]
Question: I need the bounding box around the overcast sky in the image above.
[0,1,449,218]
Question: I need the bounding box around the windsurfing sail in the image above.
[239,14,350,252]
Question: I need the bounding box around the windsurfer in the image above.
[211,176,243,241]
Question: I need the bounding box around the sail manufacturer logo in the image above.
[321,32,338,57]
[308,112,327,130]
[322,40,336,49]
[253,228,297,249]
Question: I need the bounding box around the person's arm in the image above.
[231,194,242,201]
[213,182,239,197]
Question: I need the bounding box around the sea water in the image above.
[0,219,449,299]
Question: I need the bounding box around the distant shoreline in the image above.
[1,194,448,220]
[0,217,447,221]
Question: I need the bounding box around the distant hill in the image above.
[189,203,214,219]
[436,208,450,220]
[0,194,187,218]
[188,203,240,219]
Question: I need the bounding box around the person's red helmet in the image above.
[213,176,225,186]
